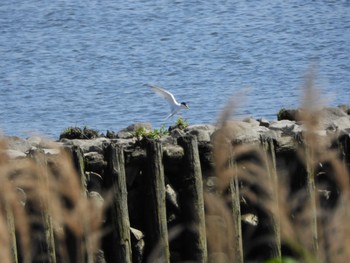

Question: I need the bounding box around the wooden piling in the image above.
[144,139,170,262]
[305,146,319,255]
[177,135,207,263]
[262,138,282,260]
[28,149,56,263]
[70,145,95,263]
[268,139,282,259]
[71,146,88,197]
[105,143,132,263]
[229,157,243,263]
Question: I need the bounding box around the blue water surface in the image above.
[1,1,349,138]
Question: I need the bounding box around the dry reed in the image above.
[208,68,350,262]
[0,140,104,263]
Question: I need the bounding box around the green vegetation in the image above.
[277,108,298,121]
[265,257,299,263]
[60,126,100,139]
[133,118,188,140]
[133,124,169,140]
[175,117,189,130]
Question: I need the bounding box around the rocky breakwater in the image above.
[5,106,350,161]
[2,105,350,262]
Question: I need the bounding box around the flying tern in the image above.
[146,84,189,120]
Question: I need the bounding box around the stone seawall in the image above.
[5,106,350,160]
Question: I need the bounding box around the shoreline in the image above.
[2,105,350,143]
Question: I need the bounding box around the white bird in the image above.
[146,84,189,120]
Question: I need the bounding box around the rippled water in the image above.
[1,1,349,138]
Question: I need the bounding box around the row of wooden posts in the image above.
[99,135,208,263]
[6,134,284,263]
[9,129,346,262]
[100,135,280,263]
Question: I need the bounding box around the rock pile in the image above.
[4,106,350,159]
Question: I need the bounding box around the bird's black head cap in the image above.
[181,102,189,109]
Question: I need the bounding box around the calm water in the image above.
[1,1,350,138]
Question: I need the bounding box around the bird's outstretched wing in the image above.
[146,84,178,105]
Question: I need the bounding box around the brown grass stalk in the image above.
[0,140,104,263]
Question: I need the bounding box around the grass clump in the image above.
[60,126,100,140]
[133,124,169,140]
[277,108,298,121]
[175,117,189,130]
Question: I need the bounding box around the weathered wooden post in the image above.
[70,146,95,263]
[71,146,88,197]
[27,149,56,263]
[305,144,319,255]
[229,158,244,263]
[144,139,170,262]
[261,138,282,260]
[104,143,132,263]
[177,135,207,263]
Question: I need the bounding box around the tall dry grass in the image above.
[0,141,103,263]
[208,68,350,262]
